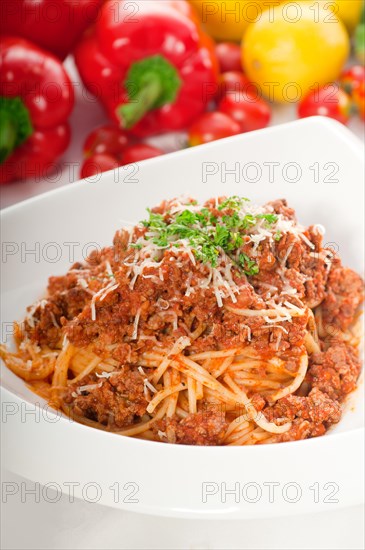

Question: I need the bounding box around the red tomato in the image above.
[218,71,254,101]
[83,125,131,159]
[353,82,365,120]
[340,66,365,121]
[121,144,164,165]
[81,153,120,179]
[215,42,242,73]
[188,112,241,146]
[340,65,365,95]
[218,92,271,132]
[298,85,352,125]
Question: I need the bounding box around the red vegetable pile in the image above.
[0,0,363,184]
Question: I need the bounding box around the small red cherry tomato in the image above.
[83,125,131,159]
[215,42,242,73]
[340,66,365,121]
[298,85,352,125]
[340,65,365,95]
[121,144,164,165]
[188,112,241,146]
[218,92,271,132]
[352,82,365,120]
[218,71,254,101]
[81,153,120,179]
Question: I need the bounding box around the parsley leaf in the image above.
[218,196,249,211]
[137,198,279,276]
[142,209,166,229]
[256,213,278,225]
[274,230,282,241]
[238,253,259,276]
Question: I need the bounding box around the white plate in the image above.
[1,117,364,519]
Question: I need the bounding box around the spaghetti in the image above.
[1,196,363,445]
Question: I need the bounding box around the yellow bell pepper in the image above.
[189,0,282,42]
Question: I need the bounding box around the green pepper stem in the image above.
[117,55,182,130]
[119,74,163,129]
[0,116,17,164]
[0,96,33,164]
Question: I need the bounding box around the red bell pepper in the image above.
[0,37,74,184]
[74,0,219,138]
[0,0,103,60]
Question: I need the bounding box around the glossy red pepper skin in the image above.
[0,0,103,60]
[0,37,74,184]
[75,0,219,138]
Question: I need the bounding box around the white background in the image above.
[1,59,364,550]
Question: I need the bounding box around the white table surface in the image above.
[1,467,364,550]
[1,59,364,550]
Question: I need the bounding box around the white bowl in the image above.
[1,117,364,519]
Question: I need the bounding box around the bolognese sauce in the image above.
[1,196,363,445]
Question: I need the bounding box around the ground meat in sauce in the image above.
[25,267,104,348]
[254,342,361,443]
[321,264,364,331]
[259,343,361,442]
[277,419,327,442]
[265,387,342,425]
[267,199,296,220]
[25,205,358,364]
[307,343,362,401]
[154,409,227,445]
[250,226,331,312]
[63,368,148,429]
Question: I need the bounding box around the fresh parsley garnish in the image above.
[142,210,166,229]
[218,196,249,211]
[134,198,281,275]
[256,213,278,225]
[274,230,282,241]
[238,253,259,276]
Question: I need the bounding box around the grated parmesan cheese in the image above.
[138,366,158,398]
[74,381,103,396]
[95,371,116,379]
[132,308,141,340]
[90,281,119,320]
[240,324,252,341]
